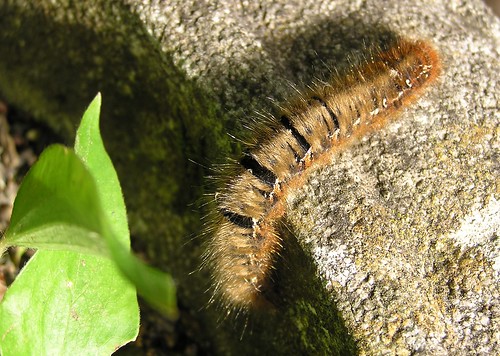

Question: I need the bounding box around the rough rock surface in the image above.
[133,0,500,353]
[0,0,498,354]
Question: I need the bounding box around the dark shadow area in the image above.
[0,2,226,353]
[262,225,358,355]
[267,18,398,85]
[209,15,399,140]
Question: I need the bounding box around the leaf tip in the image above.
[91,92,102,108]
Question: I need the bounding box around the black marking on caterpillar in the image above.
[204,38,441,311]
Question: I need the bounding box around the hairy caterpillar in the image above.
[204,38,441,310]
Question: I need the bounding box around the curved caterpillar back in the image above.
[204,38,441,311]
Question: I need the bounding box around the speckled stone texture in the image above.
[131,0,499,354]
[0,0,498,354]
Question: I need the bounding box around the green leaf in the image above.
[0,93,178,355]
[0,94,179,355]
[74,93,177,318]
[0,94,140,354]
[0,145,108,255]
[0,251,138,354]
[74,93,129,246]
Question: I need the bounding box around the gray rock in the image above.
[1,0,498,354]
[133,0,499,353]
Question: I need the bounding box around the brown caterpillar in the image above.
[204,38,441,310]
